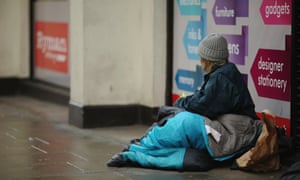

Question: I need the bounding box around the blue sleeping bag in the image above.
[122,111,215,170]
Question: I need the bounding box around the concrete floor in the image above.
[0,95,288,179]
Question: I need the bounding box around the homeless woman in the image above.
[106,33,264,171]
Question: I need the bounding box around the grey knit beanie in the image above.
[198,33,229,62]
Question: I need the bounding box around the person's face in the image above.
[200,57,209,73]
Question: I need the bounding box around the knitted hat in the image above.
[198,33,229,62]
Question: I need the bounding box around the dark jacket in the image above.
[174,63,258,120]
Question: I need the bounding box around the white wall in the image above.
[70,0,84,104]
[0,0,29,78]
[70,0,167,107]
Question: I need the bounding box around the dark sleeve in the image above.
[174,74,240,118]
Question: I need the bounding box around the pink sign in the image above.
[250,35,291,101]
[260,0,292,25]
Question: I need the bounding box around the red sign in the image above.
[34,21,69,73]
[257,112,290,136]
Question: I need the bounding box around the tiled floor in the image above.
[0,95,288,179]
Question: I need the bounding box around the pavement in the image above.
[0,95,289,179]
